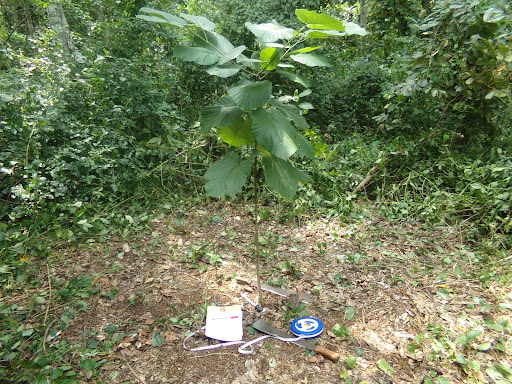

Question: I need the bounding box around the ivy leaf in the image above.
[206,65,241,78]
[295,9,345,31]
[200,96,243,133]
[262,156,309,199]
[276,70,311,88]
[179,13,216,31]
[455,330,482,344]
[376,359,395,375]
[252,108,298,160]
[218,117,254,146]
[344,306,356,321]
[173,46,219,66]
[332,323,351,338]
[245,20,296,43]
[205,153,252,197]
[137,8,190,27]
[346,356,357,369]
[290,53,331,67]
[228,79,272,111]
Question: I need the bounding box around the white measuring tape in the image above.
[182,327,306,354]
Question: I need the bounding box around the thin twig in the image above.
[43,264,52,326]
[122,359,147,383]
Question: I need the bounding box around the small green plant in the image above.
[138,7,366,303]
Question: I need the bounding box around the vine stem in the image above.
[253,143,263,306]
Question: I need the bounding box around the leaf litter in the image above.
[40,202,511,383]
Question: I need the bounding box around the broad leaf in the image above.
[173,46,219,66]
[268,99,309,129]
[206,65,241,78]
[245,20,296,43]
[262,156,309,199]
[137,8,190,27]
[260,47,281,71]
[218,45,246,65]
[295,9,345,31]
[228,80,272,111]
[194,31,234,56]
[289,46,323,54]
[344,22,368,36]
[205,153,252,197]
[252,108,298,160]
[290,53,331,67]
[306,30,344,38]
[218,117,254,146]
[180,13,216,31]
[200,96,243,133]
[237,53,262,70]
[276,70,311,88]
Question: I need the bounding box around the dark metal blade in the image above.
[252,320,315,350]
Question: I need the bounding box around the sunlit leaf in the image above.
[289,46,323,54]
[260,47,281,71]
[305,30,344,38]
[343,22,368,36]
[295,9,345,31]
[245,20,295,43]
[205,153,252,197]
[194,31,234,55]
[483,8,505,23]
[219,117,254,146]
[376,359,395,375]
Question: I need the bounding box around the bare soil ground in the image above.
[45,203,511,383]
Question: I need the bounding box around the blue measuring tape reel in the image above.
[290,317,324,338]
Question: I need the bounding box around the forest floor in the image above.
[28,203,512,383]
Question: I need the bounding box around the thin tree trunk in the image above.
[46,0,74,55]
[359,0,368,28]
[253,144,263,307]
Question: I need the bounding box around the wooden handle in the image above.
[314,346,340,362]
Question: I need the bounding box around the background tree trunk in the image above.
[359,0,368,28]
[46,1,74,55]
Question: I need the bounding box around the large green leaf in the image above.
[173,46,219,66]
[276,70,311,88]
[245,21,296,43]
[260,47,281,71]
[179,13,216,31]
[219,117,254,146]
[137,8,190,27]
[218,45,246,65]
[290,53,331,67]
[200,96,243,133]
[305,30,344,38]
[252,108,298,160]
[194,31,234,56]
[228,80,272,111]
[295,9,345,31]
[206,65,241,78]
[262,156,309,199]
[289,46,323,54]
[205,153,252,197]
[268,99,309,129]
[343,22,368,36]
